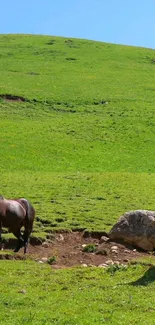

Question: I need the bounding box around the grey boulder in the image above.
[109,210,155,251]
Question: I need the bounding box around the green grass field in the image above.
[1,260,155,325]
[0,34,155,236]
[0,34,155,324]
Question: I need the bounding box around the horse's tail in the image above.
[19,198,35,229]
[18,198,35,253]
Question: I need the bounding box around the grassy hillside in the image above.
[0,34,155,236]
[1,260,155,325]
[1,34,155,325]
[0,34,154,104]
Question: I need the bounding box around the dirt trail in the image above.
[0,232,154,268]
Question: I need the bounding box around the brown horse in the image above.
[0,195,35,253]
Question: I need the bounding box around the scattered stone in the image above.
[124,249,130,253]
[105,259,114,265]
[42,242,49,248]
[109,210,155,251]
[41,257,48,262]
[38,260,44,264]
[111,246,118,250]
[98,263,108,268]
[56,234,64,242]
[111,249,118,254]
[114,261,120,265]
[18,289,26,294]
[133,249,137,252]
[99,236,109,244]
[82,244,87,248]
[81,263,88,267]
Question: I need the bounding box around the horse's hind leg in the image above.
[0,223,3,250]
[23,228,32,254]
[11,228,24,252]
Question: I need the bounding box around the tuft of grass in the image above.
[83,244,97,253]
[106,263,128,275]
[47,256,57,265]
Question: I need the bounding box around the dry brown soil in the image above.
[1,232,155,268]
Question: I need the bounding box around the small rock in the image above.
[111,249,118,254]
[111,246,118,250]
[42,242,49,248]
[82,244,87,248]
[133,249,137,252]
[81,264,87,267]
[98,263,108,268]
[18,289,26,294]
[99,236,109,244]
[105,259,114,265]
[56,234,64,241]
[41,257,48,262]
[114,261,120,265]
[124,249,130,253]
[38,260,44,264]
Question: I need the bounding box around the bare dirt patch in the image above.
[0,94,27,102]
[1,232,155,268]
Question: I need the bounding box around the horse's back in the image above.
[0,196,35,227]
[0,199,26,228]
[0,196,35,253]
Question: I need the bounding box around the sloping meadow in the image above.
[0,35,155,236]
[0,35,155,325]
[1,34,155,324]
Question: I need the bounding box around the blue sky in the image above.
[1,0,155,49]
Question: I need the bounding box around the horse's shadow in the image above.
[130,266,155,286]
